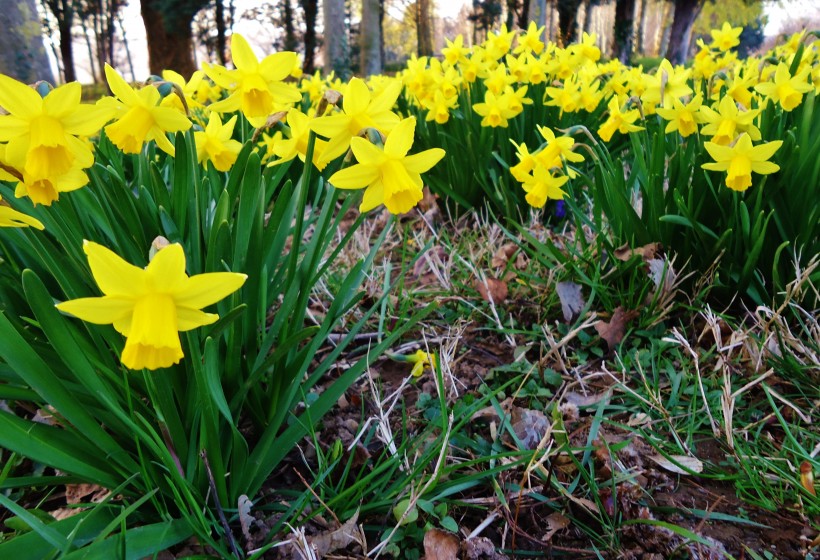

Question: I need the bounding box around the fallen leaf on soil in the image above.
[800,461,816,496]
[595,307,640,350]
[614,242,662,262]
[556,281,585,323]
[648,257,677,295]
[238,495,254,543]
[424,528,460,560]
[475,277,508,303]
[544,512,570,541]
[463,536,510,559]
[649,454,703,474]
[510,408,551,450]
[308,511,365,557]
[491,243,518,268]
[564,389,611,407]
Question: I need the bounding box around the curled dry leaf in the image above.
[491,243,518,268]
[463,536,510,559]
[544,512,570,541]
[308,511,365,558]
[648,454,704,474]
[424,528,460,560]
[510,407,551,450]
[475,276,508,303]
[595,306,640,350]
[613,242,662,262]
[238,494,254,543]
[648,257,677,296]
[556,281,585,323]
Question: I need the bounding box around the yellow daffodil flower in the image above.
[514,22,546,56]
[204,34,302,126]
[442,34,469,65]
[484,24,516,60]
[754,62,813,112]
[195,112,242,171]
[311,77,402,166]
[699,95,761,145]
[473,90,517,128]
[0,75,108,181]
[408,349,437,377]
[102,65,192,156]
[642,59,693,108]
[421,90,458,124]
[328,117,445,214]
[702,133,783,192]
[656,94,705,137]
[521,165,568,208]
[56,241,246,370]
[597,96,643,142]
[710,22,742,51]
[267,109,328,170]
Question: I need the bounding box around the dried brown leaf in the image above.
[544,511,570,541]
[475,277,508,303]
[648,454,704,474]
[510,408,551,450]
[595,307,639,350]
[491,243,518,268]
[613,242,662,262]
[238,495,254,543]
[556,281,585,323]
[309,512,365,557]
[463,536,510,559]
[424,528,460,560]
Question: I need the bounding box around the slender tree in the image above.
[417,0,434,56]
[323,0,349,76]
[360,0,382,75]
[42,0,77,82]
[666,0,703,64]
[555,0,582,44]
[140,0,210,76]
[300,0,317,73]
[613,0,635,62]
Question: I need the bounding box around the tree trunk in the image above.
[215,0,227,64]
[556,0,582,45]
[301,0,317,73]
[0,0,54,82]
[282,0,297,52]
[323,0,348,76]
[57,0,76,82]
[518,0,531,29]
[613,0,635,63]
[417,0,433,56]
[360,0,381,75]
[665,0,700,64]
[140,0,199,77]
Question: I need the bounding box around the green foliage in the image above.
[0,126,431,555]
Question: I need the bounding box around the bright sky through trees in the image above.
[42,0,820,83]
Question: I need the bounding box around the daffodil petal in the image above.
[360,181,385,212]
[329,163,379,190]
[145,244,188,292]
[384,118,416,158]
[230,34,259,71]
[350,136,387,165]
[56,296,134,324]
[105,64,140,106]
[343,78,371,116]
[83,240,145,296]
[177,307,219,331]
[402,148,445,174]
[174,272,247,309]
[0,74,41,118]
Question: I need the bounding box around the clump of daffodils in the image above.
[509,126,585,208]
